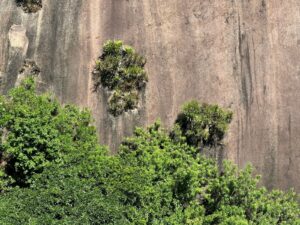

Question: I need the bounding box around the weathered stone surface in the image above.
[0,0,299,191]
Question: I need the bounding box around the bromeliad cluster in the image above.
[93,40,148,116]
[16,0,42,13]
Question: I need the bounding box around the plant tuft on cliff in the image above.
[93,40,148,116]
[16,0,42,13]
[171,100,233,150]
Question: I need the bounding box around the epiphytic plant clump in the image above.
[93,40,148,116]
[16,0,42,13]
[171,100,233,150]
[19,60,40,76]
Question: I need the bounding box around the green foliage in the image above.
[202,162,300,225]
[0,84,298,224]
[16,0,42,13]
[0,152,129,225]
[112,122,213,224]
[172,100,233,149]
[0,121,299,224]
[0,77,99,188]
[93,40,148,116]
[114,124,300,225]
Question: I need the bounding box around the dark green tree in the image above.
[0,150,129,225]
[0,78,99,189]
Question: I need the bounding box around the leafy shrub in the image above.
[115,123,300,224]
[93,40,148,116]
[15,0,42,13]
[171,100,233,150]
[0,151,129,225]
[112,122,212,224]
[0,78,99,189]
[202,162,300,225]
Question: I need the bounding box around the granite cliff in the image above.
[0,0,299,191]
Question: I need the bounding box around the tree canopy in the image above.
[0,79,299,224]
[0,78,100,189]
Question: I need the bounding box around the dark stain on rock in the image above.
[238,18,253,115]
[286,113,293,180]
[261,0,266,9]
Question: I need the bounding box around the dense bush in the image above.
[16,0,42,13]
[93,40,148,116]
[0,149,128,225]
[0,122,299,224]
[0,78,99,189]
[171,100,233,150]
[114,123,300,224]
[0,79,299,224]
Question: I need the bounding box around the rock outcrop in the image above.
[0,0,299,191]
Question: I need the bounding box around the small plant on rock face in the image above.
[171,100,233,150]
[93,40,148,116]
[16,0,42,13]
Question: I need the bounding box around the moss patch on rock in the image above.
[16,0,42,13]
[93,40,148,116]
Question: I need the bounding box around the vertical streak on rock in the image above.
[5,25,28,93]
[263,0,278,189]
[270,0,300,191]
[232,0,282,189]
[141,0,175,126]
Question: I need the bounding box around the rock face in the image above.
[0,0,299,191]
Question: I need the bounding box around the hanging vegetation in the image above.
[16,0,42,13]
[93,40,148,116]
